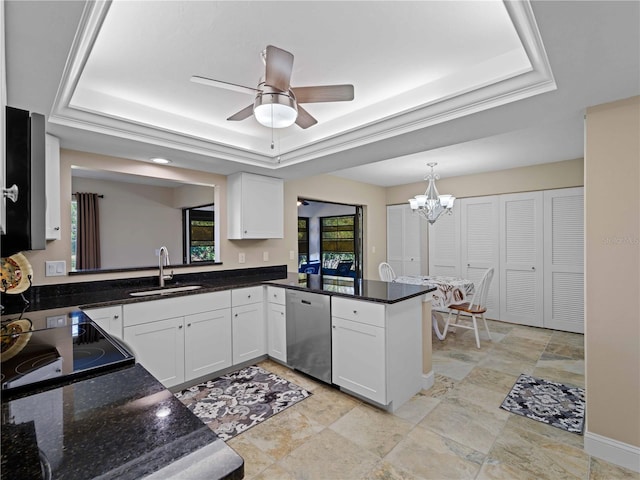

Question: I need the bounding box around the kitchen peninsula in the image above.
[1,266,434,478]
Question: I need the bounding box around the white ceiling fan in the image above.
[191,45,354,129]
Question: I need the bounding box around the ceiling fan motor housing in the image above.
[253,84,298,128]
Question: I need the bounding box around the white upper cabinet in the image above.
[227,172,283,239]
[499,191,544,327]
[45,134,61,240]
[543,187,584,333]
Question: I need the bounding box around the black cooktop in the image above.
[1,307,134,398]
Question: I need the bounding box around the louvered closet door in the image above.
[428,206,461,277]
[402,205,423,276]
[499,192,544,327]
[460,197,500,320]
[386,205,404,276]
[543,187,584,333]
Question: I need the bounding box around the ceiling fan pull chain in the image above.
[270,105,275,149]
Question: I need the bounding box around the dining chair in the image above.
[378,262,396,282]
[443,267,494,348]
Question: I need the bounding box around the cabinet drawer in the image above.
[232,286,264,307]
[124,291,231,327]
[331,297,386,328]
[266,286,286,305]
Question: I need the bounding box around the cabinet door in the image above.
[499,192,544,327]
[428,207,461,277]
[460,196,500,319]
[267,303,287,363]
[82,305,123,340]
[232,303,266,365]
[185,309,232,381]
[124,317,185,387]
[227,172,283,239]
[332,316,386,405]
[543,187,584,333]
[45,134,61,240]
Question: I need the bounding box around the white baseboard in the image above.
[584,431,640,473]
[422,370,435,390]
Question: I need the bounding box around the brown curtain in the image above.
[76,193,101,270]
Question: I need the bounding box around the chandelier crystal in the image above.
[408,162,456,224]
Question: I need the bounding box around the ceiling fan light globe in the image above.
[254,93,298,128]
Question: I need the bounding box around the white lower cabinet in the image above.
[123,291,232,388]
[125,316,186,386]
[81,305,123,340]
[331,296,422,411]
[332,316,386,405]
[231,286,266,365]
[266,286,287,362]
[185,309,232,381]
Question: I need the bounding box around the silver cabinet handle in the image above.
[113,315,119,319]
[178,325,183,329]
[353,310,357,314]
[532,267,536,271]
[54,226,60,231]
[247,295,251,299]
[3,185,18,203]
[187,323,191,327]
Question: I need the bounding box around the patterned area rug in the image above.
[500,374,585,434]
[175,365,311,441]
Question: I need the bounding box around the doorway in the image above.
[297,199,363,278]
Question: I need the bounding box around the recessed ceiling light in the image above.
[151,157,171,164]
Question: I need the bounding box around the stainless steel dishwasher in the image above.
[285,290,332,383]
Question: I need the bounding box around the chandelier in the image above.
[408,163,456,224]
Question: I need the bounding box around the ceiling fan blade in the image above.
[265,45,294,92]
[295,105,318,129]
[292,85,355,103]
[227,104,254,121]
[191,75,258,95]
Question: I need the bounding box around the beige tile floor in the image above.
[226,319,639,480]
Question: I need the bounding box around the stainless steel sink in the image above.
[129,285,203,297]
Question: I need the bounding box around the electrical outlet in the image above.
[263,251,269,262]
[46,315,67,328]
[289,250,295,260]
[238,253,246,264]
[45,260,66,277]
[372,246,376,254]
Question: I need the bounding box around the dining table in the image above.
[393,274,475,340]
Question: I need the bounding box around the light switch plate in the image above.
[263,251,269,262]
[45,260,66,277]
[238,253,246,264]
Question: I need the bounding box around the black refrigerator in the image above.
[2,106,46,257]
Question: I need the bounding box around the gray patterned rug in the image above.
[500,374,585,434]
[175,365,311,441]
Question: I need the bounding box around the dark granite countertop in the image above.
[264,273,435,303]
[0,364,244,480]
[2,265,433,316]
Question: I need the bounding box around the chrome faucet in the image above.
[158,246,173,287]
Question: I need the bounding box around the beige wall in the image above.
[24,150,387,285]
[386,158,584,206]
[285,174,388,278]
[585,96,640,449]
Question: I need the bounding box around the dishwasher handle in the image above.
[301,299,312,305]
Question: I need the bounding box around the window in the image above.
[183,205,215,263]
[298,217,309,266]
[320,215,356,276]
